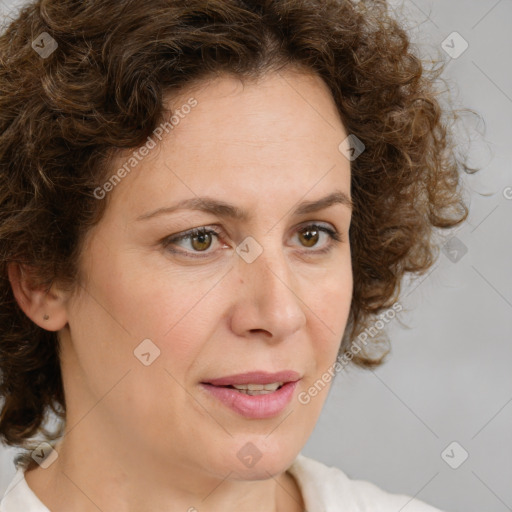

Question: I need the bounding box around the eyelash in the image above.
[161,223,343,259]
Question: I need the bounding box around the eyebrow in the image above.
[136,190,353,222]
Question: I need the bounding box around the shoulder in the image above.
[287,454,447,512]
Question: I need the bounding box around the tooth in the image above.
[238,389,274,396]
[232,382,283,392]
[263,382,283,391]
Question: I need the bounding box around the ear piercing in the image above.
[43,314,49,320]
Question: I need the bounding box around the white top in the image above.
[0,453,445,511]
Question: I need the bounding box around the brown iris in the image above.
[190,231,213,251]
[298,227,320,248]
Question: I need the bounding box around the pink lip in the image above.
[200,370,301,419]
[204,370,301,386]
[200,381,299,419]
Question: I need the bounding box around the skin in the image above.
[8,67,353,512]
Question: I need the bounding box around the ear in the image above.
[7,262,70,332]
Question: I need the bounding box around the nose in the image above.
[229,242,307,342]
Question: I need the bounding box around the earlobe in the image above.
[6,262,69,332]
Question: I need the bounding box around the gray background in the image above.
[1,1,511,511]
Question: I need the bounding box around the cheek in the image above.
[310,263,352,341]
[116,269,225,384]
[87,243,209,341]
[69,251,213,410]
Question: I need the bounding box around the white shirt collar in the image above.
[0,465,51,512]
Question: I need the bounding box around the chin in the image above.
[221,434,302,480]
[193,422,309,480]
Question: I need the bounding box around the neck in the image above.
[24,435,304,512]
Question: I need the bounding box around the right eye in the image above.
[161,226,227,258]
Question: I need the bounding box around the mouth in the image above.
[200,370,301,419]
[202,370,301,387]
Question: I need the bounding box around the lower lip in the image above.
[200,381,299,419]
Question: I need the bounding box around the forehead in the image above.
[104,69,351,222]
[166,69,346,147]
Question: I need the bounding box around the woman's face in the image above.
[60,69,353,482]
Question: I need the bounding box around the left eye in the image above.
[162,223,342,258]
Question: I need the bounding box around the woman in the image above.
[0,0,470,510]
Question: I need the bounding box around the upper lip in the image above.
[203,370,301,386]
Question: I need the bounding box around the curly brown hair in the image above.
[0,0,471,461]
